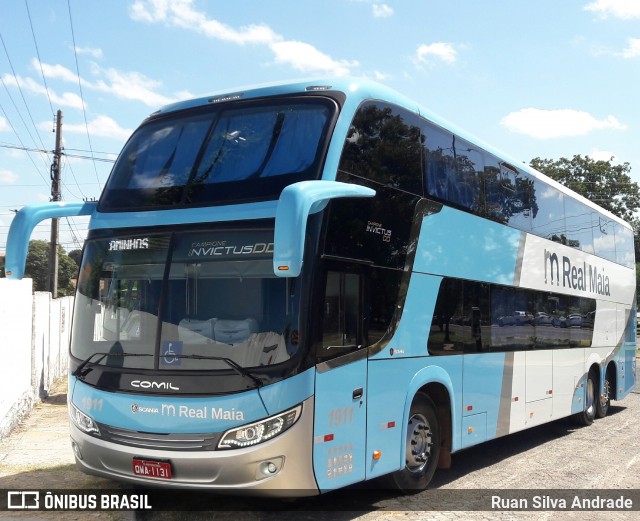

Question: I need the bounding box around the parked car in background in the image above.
[552,315,567,328]
[534,312,553,326]
[568,313,583,327]
[498,310,534,326]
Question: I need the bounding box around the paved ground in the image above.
[1,377,640,521]
[0,378,130,520]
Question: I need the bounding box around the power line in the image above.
[24,0,54,118]
[64,147,118,157]
[0,103,50,187]
[0,78,50,173]
[61,154,87,199]
[66,0,102,191]
[0,141,48,155]
[64,152,115,163]
[0,142,116,162]
[0,30,49,156]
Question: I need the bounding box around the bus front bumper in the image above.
[69,396,319,497]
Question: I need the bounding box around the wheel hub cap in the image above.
[405,413,433,472]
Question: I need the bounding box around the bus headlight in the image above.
[69,403,101,436]
[218,405,302,449]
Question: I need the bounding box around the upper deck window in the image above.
[339,101,423,195]
[99,98,337,210]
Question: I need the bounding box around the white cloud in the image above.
[589,149,617,162]
[91,66,177,106]
[415,42,457,64]
[37,60,83,84]
[131,0,279,45]
[618,37,640,58]
[373,4,394,18]
[584,0,640,19]
[130,0,358,76]
[271,41,358,76]
[0,116,10,132]
[75,46,104,59]
[500,108,626,139]
[37,60,181,108]
[52,115,133,141]
[0,169,18,184]
[49,91,85,110]
[1,72,85,110]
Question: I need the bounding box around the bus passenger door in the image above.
[313,271,368,492]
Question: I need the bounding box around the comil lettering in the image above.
[544,249,610,296]
[131,380,180,391]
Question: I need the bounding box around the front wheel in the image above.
[387,393,440,493]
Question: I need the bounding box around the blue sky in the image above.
[0,0,639,254]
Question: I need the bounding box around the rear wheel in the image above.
[596,371,611,418]
[387,393,440,493]
[573,372,596,426]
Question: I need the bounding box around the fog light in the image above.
[71,440,83,460]
[256,457,284,480]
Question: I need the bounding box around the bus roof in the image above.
[152,77,630,231]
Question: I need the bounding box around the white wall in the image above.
[0,279,72,439]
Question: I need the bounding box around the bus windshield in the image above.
[71,228,300,377]
[99,98,337,210]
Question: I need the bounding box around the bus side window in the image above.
[319,271,362,361]
[340,101,423,196]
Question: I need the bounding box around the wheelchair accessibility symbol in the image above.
[161,341,183,366]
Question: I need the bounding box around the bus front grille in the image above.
[97,423,222,451]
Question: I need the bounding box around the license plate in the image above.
[133,458,172,479]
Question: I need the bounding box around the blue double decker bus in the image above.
[5,79,636,495]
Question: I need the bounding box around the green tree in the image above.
[530,155,640,225]
[24,240,78,297]
[68,249,83,270]
[530,155,640,302]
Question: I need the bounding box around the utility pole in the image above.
[48,109,62,298]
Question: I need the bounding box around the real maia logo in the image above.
[544,249,610,296]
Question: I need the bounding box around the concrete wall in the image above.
[0,279,72,439]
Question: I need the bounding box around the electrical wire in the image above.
[0,104,50,187]
[66,0,102,191]
[24,0,54,118]
[0,30,49,156]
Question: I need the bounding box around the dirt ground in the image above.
[1,378,640,521]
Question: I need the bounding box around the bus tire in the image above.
[596,370,611,418]
[573,372,596,426]
[387,392,440,493]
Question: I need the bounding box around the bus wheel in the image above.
[596,372,611,418]
[388,393,440,493]
[573,372,596,426]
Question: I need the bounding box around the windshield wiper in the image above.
[72,352,153,378]
[73,353,264,389]
[170,354,265,388]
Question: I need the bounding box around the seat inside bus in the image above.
[177,317,287,366]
